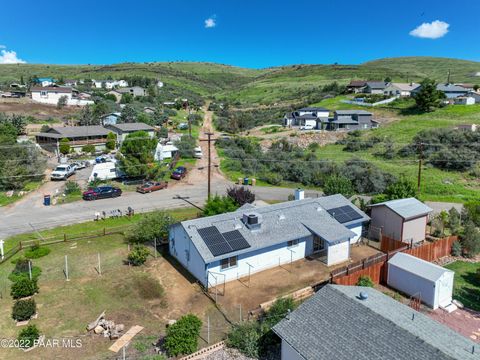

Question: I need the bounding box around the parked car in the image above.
[300,124,314,130]
[170,166,187,180]
[136,181,168,193]
[177,123,189,130]
[194,147,203,159]
[70,161,89,170]
[82,186,122,200]
[50,164,75,181]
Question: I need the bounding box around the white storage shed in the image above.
[387,252,454,310]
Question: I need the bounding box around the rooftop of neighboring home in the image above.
[334,109,373,116]
[273,285,480,360]
[116,86,145,93]
[31,86,72,93]
[389,82,421,91]
[348,80,367,87]
[436,83,469,92]
[297,107,329,112]
[366,81,388,89]
[35,77,54,82]
[105,122,155,133]
[370,197,433,220]
[36,126,110,139]
[176,195,369,263]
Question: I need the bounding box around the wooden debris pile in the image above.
[86,311,125,340]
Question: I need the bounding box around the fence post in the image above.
[19,241,22,250]
[103,228,106,236]
[64,233,67,242]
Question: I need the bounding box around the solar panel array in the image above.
[197,227,250,257]
[327,205,362,224]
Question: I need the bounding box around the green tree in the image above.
[93,101,109,121]
[164,314,202,356]
[203,195,239,216]
[461,222,480,257]
[323,175,354,198]
[174,136,196,158]
[118,131,157,177]
[137,112,151,125]
[127,211,174,244]
[77,105,99,126]
[59,138,71,154]
[119,104,137,123]
[81,144,95,154]
[106,132,116,151]
[464,201,480,227]
[0,113,27,135]
[227,322,262,358]
[413,78,445,112]
[120,93,133,104]
[448,207,461,235]
[57,95,68,109]
[384,178,416,200]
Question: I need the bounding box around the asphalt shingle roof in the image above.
[106,122,154,132]
[37,126,109,138]
[370,197,432,220]
[177,195,369,263]
[437,84,469,92]
[388,252,453,282]
[366,81,388,89]
[298,107,329,112]
[273,285,480,360]
[335,110,372,115]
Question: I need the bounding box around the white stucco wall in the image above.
[32,91,72,105]
[281,340,304,360]
[327,241,350,266]
[347,224,363,244]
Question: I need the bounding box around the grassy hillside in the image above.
[1,57,479,105]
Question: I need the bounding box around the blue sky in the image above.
[1,0,479,68]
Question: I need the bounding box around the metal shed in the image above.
[387,253,454,310]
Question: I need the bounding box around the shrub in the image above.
[64,181,80,195]
[11,278,38,299]
[106,132,116,150]
[59,138,70,154]
[127,211,174,244]
[451,241,462,257]
[203,195,239,216]
[127,245,150,266]
[227,186,255,206]
[81,144,96,154]
[461,222,480,258]
[260,172,282,186]
[263,297,296,328]
[227,321,262,358]
[356,275,374,287]
[12,298,36,321]
[17,325,39,348]
[323,175,354,198]
[24,244,51,259]
[164,314,202,356]
[8,258,42,282]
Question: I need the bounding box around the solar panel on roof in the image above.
[197,227,251,257]
[327,205,363,224]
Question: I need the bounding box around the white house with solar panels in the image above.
[168,194,370,288]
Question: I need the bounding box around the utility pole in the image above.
[417,142,424,192]
[199,132,215,200]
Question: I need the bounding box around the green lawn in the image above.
[0,181,44,207]
[444,261,480,311]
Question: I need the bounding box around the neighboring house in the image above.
[30,87,94,106]
[369,198,433,244]
[154,143,179,161]
[93,79,129,89]
[364,81,389,94]
[34,77,55,87]
[457,124,478,132]
[105,90,122,103]
[387,252,454,310]
[429,84,468,99]
[272,285,479,360]
[35,126,110,153]
[467,91,480,103]
[283,107,329,128]
[454,96,475,105]
[384,82,420,97]
[64,79,77,87]
[456,83,475,91]
[116,86,146,97]
[329,110,378,131]
[346,80,367,93]
[143,107,156,114]
[105,122,155,144]
[100,112,122,126]
[169,195,370,288]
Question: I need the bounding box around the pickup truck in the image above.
[50,164,75,181]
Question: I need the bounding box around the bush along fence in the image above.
[331,235,458,286]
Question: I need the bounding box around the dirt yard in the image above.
[0,98,78,121]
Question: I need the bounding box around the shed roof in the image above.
[370,198,432,220]
[178,195,369,263]
[273,285,479,360]
[388,252,453,282]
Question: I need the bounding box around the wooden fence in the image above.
[332,236,458,286]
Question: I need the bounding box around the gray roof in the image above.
[366,81,388,89]
[370,197,432,220]
[105,122,154,132]
[437,84,469,93]
[388,252,453,282]
[116,86,145,93]
[335,110,372,116]
[298,107,329,112]
[177,195,369,263]
[273,285,480,360]
[36,126,110,139]
[296,114,318,120]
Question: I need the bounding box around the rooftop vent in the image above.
[243,213,261,230]
[278,214,285,220]
[359,292,368,301]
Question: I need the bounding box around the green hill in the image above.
[0,57,479,104]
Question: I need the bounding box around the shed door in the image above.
[437,274,452,307]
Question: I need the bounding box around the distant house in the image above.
[34,77,55,87]
[105,90,123,103]
[387,252,455,310]
[383,83,420,97]
[143,107,156,114]
[467,91,480,103]
[456,83,475,91]
[116,86,146,97]
[283,107,329,129]
[30,87,94,106]
[330,110,378,131]
[364,81,389,94]
[35,126,110,153]
[346,80,367,93]
[93,79,129,89]
[169,195,370,287]
[100,112,122,126]
[273,284,478,360]
[454,96,475,105]
[412,84,470,99]
[105,122,155,144]
[369,198,432,244]
[64,79,77,87]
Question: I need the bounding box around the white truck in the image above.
[50,164,75,181]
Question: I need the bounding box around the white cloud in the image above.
[0,46,26,64]
[409,20,449,39]
[204,16,216,28]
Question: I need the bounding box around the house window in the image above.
[313,235,325,253]
[220,256,238,270]
[40,91,47,97]
[287,239,299,248]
